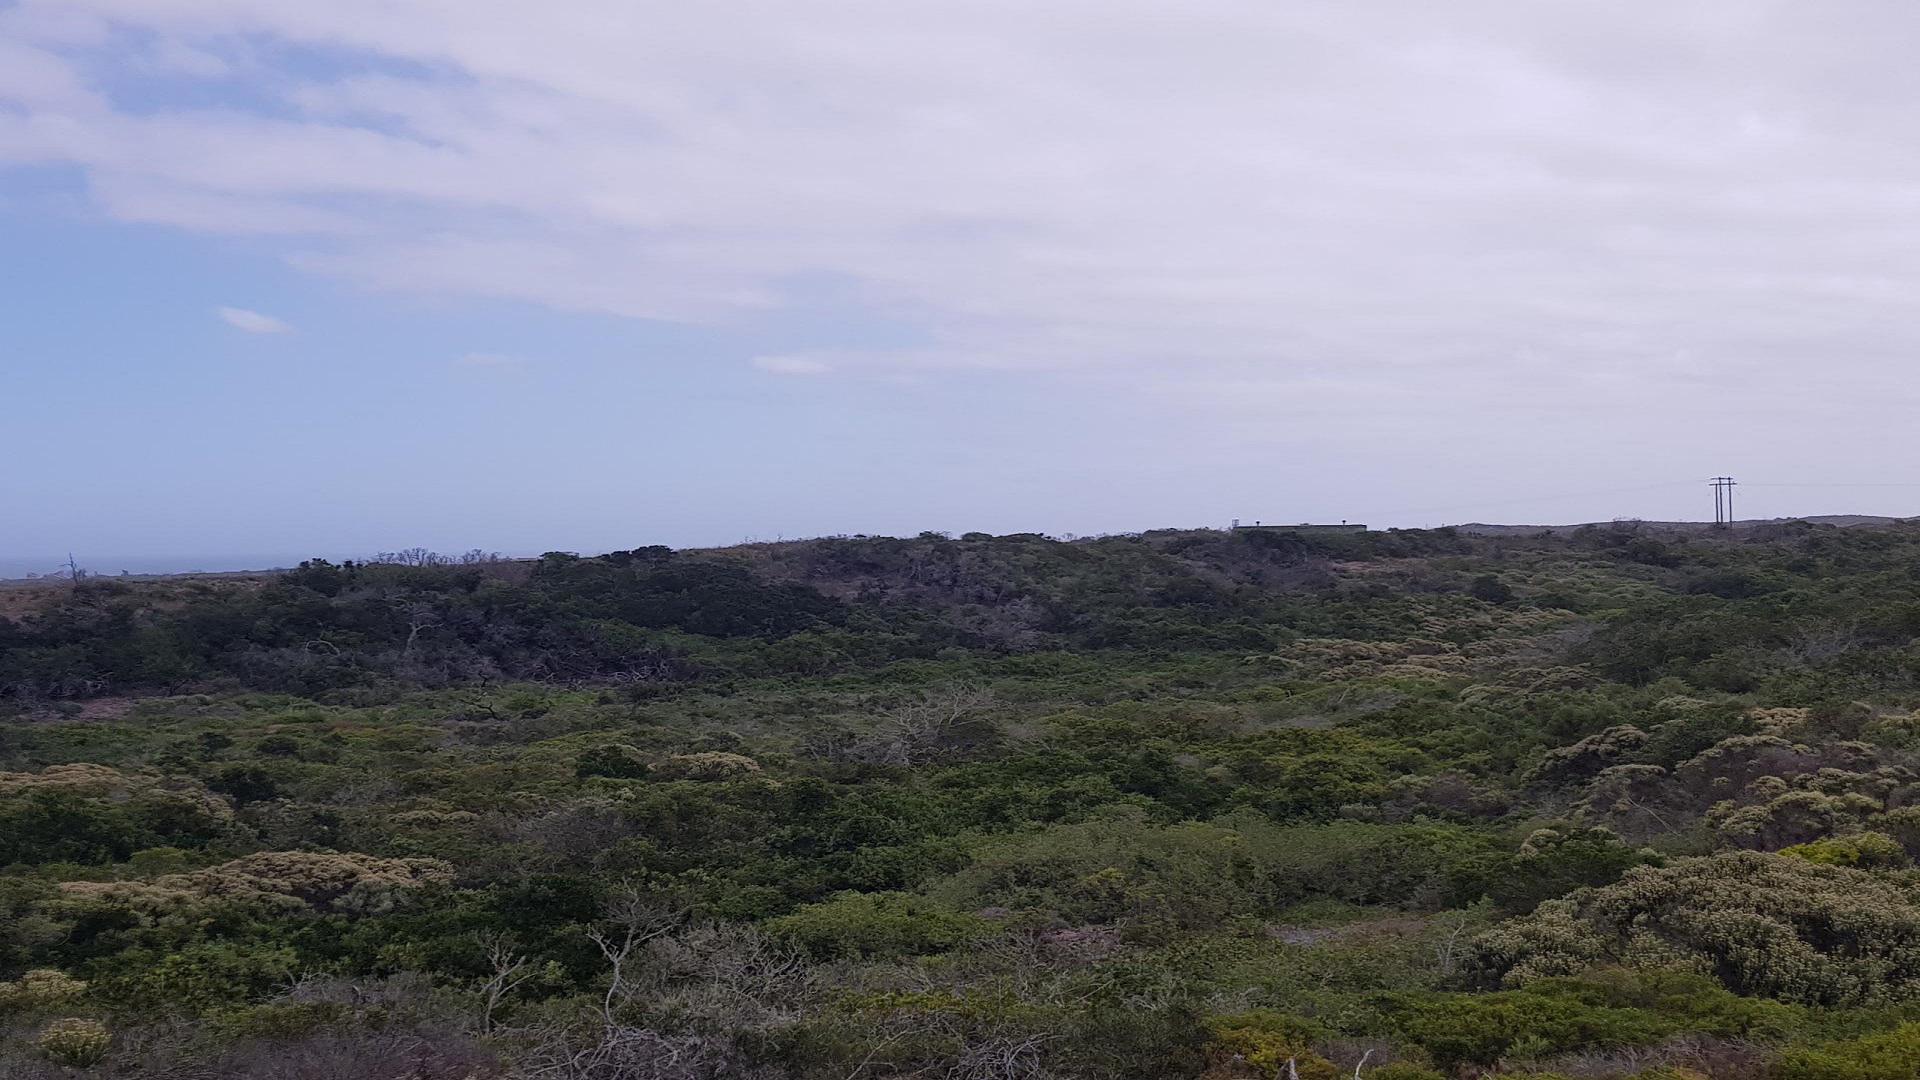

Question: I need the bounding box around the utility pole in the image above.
[1709,477,1737,529]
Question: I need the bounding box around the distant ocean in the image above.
[0,554,313,579]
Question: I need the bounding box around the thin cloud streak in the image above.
[216,306,290,334]
[752,355,834,377]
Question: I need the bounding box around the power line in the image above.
[1352,480,1697,522]
[1741,481,1920,488]
[1710,476,1736,528]
[1317,475,1920,530]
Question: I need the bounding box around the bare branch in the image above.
[478,933,538,1034]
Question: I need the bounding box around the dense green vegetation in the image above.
[8,521,1920,1076]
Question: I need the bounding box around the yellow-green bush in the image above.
[0,968,86,1012]
[1363,1065,1445,1080]
[1775,1022,1920,1079]
[655,751,761,780]
[57,850,453,916]
[91,941,297,1013]
[1780,831,1910,869]
[1708,789,1882,850]
[37,1017,111,1067]
[1471,851,1920,1006]
[1202,1011,1339,1079]
[767,891,988,959]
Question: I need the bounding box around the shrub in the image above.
[1468,575,1514,605]
[1775,1022,1920,1079]
[1471,851,1920,1006]
[0,969,87,1012]
[0,764,233,864]
[1378,971,1793,1069]
[208,764,281,805]
[655,752,762,780]
[576,743,650,779]
[1522,968,1801,1040]
[1378,991,1665,1069]
[37,1017,111,1067]
[58,851,453,916]
[94,941,298,1012]
[1460,827,1653,913]
[1524,727,1649,788]
[1203,1011,1339,1079]
[1708,790,1881,850]
[767,892,987,959]
[254,734,303,758]
[1365,1066,1445,1080]
[1780,831,1910,869]
[929,814,1497,930]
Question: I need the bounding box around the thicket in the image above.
[4,522,1920,1076]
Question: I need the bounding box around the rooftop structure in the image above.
[1231,520,1366,533]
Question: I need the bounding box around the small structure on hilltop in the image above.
[1231,520,1367,533]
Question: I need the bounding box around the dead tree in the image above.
[585,892,685,1028]
[804,685,1001,766]
[401,603,442,661]
[478,934,538,1034]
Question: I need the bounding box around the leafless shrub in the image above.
[1525,1035,1771,1079]
[804,686,1001,766]
[856,1007,1061,1080]
[513,1026,767,1080]
[489,801,639,864]
[399,602,442,660]
[207,1030,497,1080]
[643,921,808,1017]
[1430,907,1479,978]
[947,1031,1059,1080]
[585,893,687,1022]
[1785,620,1862,665]
[371,548,454,567]
[277,971,439,1010]
[478,935,539,1034]
[1317,1040,1400,1076]
[499,892,819,1080]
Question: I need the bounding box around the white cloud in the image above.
[6,1,1920,442]
[216,306,290,333]
[455,352,523,367]
[752,354,834,377]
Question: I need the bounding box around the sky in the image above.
[6,1,1920,573]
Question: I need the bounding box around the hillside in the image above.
[1454,514,1917,536]
[6,522,1920,1076]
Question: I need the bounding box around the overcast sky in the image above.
[5,1,1920,570]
